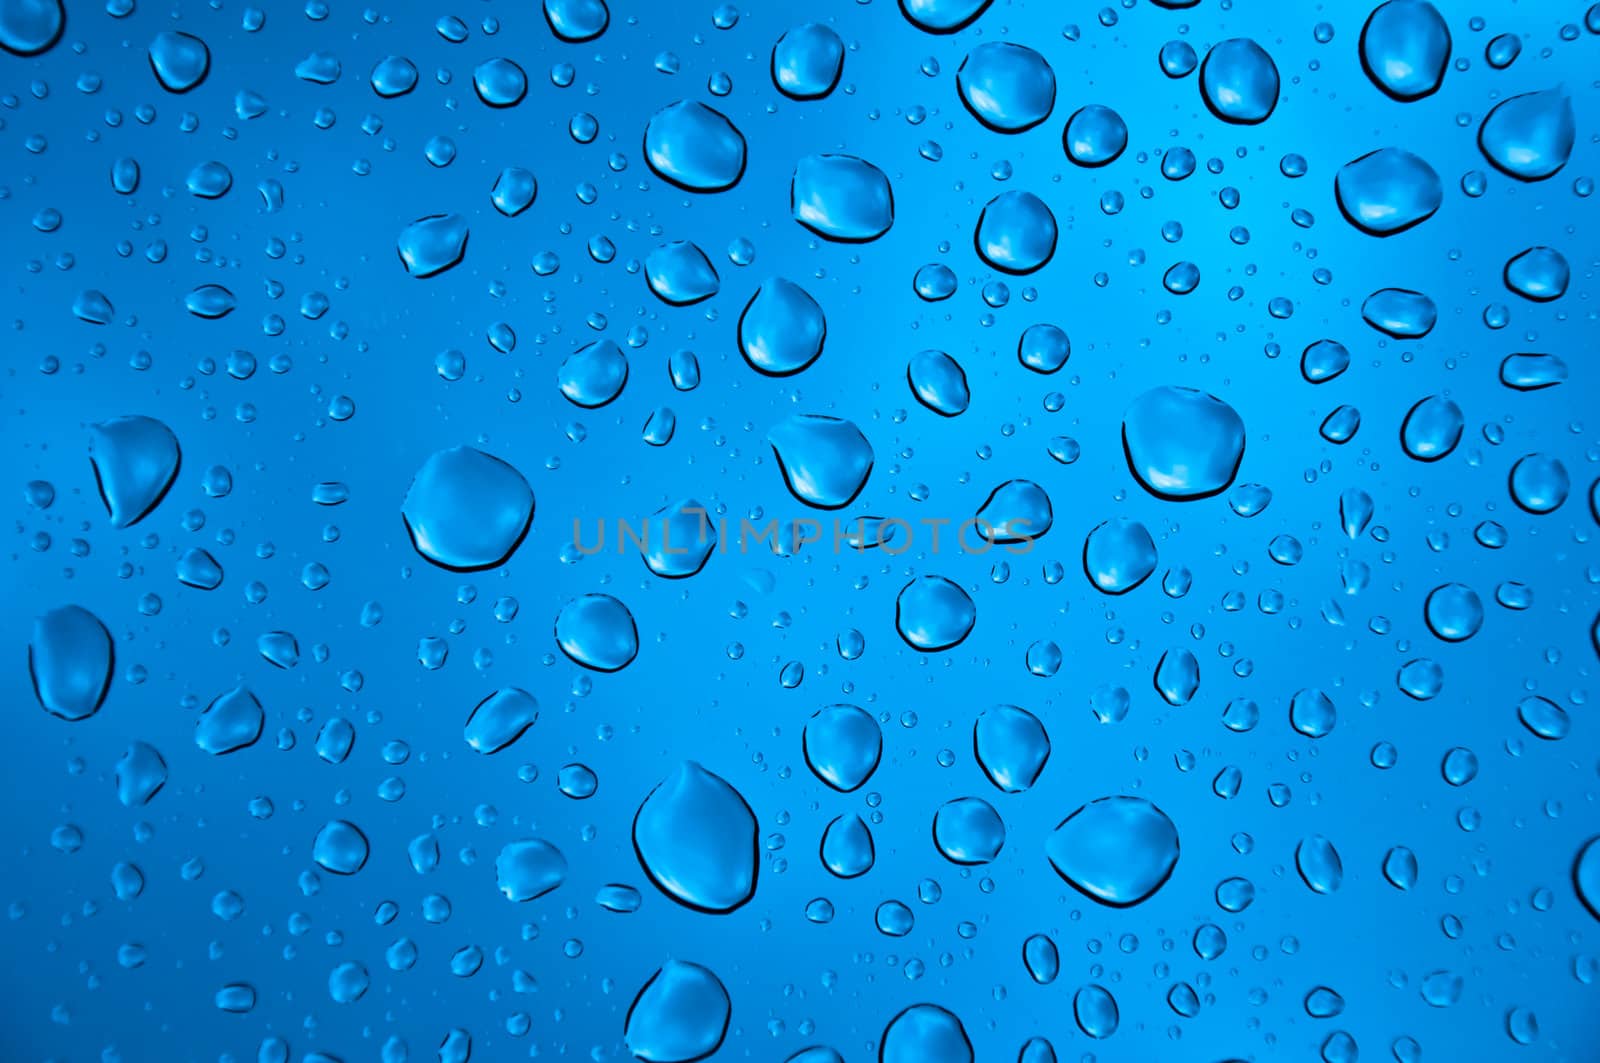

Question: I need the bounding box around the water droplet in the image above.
[791,154,894,242]
[1296,834,1343,894]
[1122,386,1246,500]
[894,575,976,651]
[899,0,991,34]
[1509,453,1569,514]
[1424,583,1483,641]
[645,241,720,306]
[880,1004,973,1063]
[89,415,181,529]
[1154,649,1200,706]
[463,688,539,754]
[1062,105,1128,166]
[1504,246,1570,301]
[820,814,875,877]
[640,498,717,578]
[0,0,64,56]
[195,687,264,755]
[1479,88,1575,181]
[401,446,534,571]
[975,191,1057,273]
[397,214,470,278]
[30,606,113,721]
[932,797,1005,864]
[1073,984,1120,1039]
[1083,518,1158,595]
[558,339,630,407]
[1289,688,1337,737]
[149,31,210,93]
[1200,38,1279,124]
[114,742,167,806]
[803,704,882,792]
[644,101,747,193]
[473,57,527,107]
[624,961,731,1063]
[1400,396,1463,461]
[312,819,369,874]
[974,479,1051,542]
[772,24,844,100]
[1517,696,1570,740]
[555,594,639,672]
[632,762,757,913]
[1575,837,1600,920]
[956,42,1055,132]
[1421,969,1463,1007]
[1018,323,1070,373]
[1362,287,1437,338]
[739,278,826,376]
[908,350,971,416]
[1335,148,1442,235]
[495,839,567,900]
[1359,1,1451,101]
[1046,796,1180,906]
[1301,340,1351,383]
[544,0,608,41]
[1023,934,1059,985]
[768,414,873,509]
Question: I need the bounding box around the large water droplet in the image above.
[624,961,731,1063]
[89,415,181,529]
[772,24,844,100]
[312,820,370,874]
[768,414,873,509]
[495,839,567,901]
[880,1004,973,1063]
[632,762,758,913]
[1500,353,1568,392]
[1478,88,1575,181]
[1154,649,1200,706]
[974,704,1049,792]
[0,0,62,55]
[555,593,639,672]
[791,154,894,242]
[803,704,882,792]
[974,191,1057,273]
[899,0,991,34]
[1199,38,1279,124]
[1023,934,1059,985]
[1335,148,1442,235]
[907,350,971,417]
[558,339,630,407]
[30,605,113,722]
[148,31,210,92]
[895,575,976,651]
[1424,583,1483,642]
[739,278,826,376]
[644,101,747,193]
[1047,797,1180,907]
[1289,688,1338,737]
[463,688,539,754]
[1504,246,1570,301]
[1062,105,1128,167]
[1073,984,1120,1039]
[401,446,534,571]
[1517,696,1570,741]
[1018,323,1070,373]
[1301,339,1351,383]
[1122,386,1246,500]
[1359,1,1451,101]
[932,797,1005,864]
[975,479,1052,543]
[397,213,469,277]
[645,241,720,306]
[956,42,1055,133]
[1083,518,1158,595]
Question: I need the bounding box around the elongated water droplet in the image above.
[114,741,167,807]
[1200,38,1279,124]
[1517,695,1570,740]
[632,762,758,913]
[1122,386,1246,500]
[30,605,113,721]
[1504,246,1570,301]
[1074,984,1120,1039]
[1154,649,1200,706]
[1296,834,1344,894]
[974,704,1049,792]
[1500,353,1567,391]
[1359,1,1451,101]
[1046,796,1180,906]
[1362,287,1437,337]
[463,688,538,754]
[908,349,970,416]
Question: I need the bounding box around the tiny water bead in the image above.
[956,42,1056,133]
[895,576,977,651]
[1122,386,1246,500]
[1047,797,1180,907]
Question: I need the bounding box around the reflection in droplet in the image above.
[555,594,639,672]
[559,339,630,408]
[1084,518,1158,595]
[895,575,976,651]
[1500,353,1568,392]
[544,0,608,41]
[1359,1,1451,101]
[739,278,826,376]
[1018,323,1070,373]
[1199,38,1279,124]
[956,42,1055,133]
[1425,583,1483,642]
[791,155,894,242]
[1073,984,1120,1039]
[1046,796,1180,906]
[645,241,720,306]
[624,960,731,1063]
[473,57,527,107]
[973,704,1049,793]
[1289,688,1337,738]
[397,213,469,278]
[1335,148,1441,235]
[196,687,264,755]
[644,101,747,193]
[0,0,63,56]
[1122,386,1246,500]
[30,605,113,722]
[149,31,210,92]
[312,820,369,875]
[401,446,534,571]
[1575,837,1600,920]
[115,742,167,807]
[768,415,873,509]
[1154,649,1200,706]
[640,498,717,578]
[1301,339,1351,383]
[633,762,758,913]
[1518,696,1570,741]
[1400,395,1463,462]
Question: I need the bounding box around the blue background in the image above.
[3,0,1599,1060]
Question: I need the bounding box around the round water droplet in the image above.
[149,31,210,92]
[632,762,758,913]
[544,0,608,41]
[1122,386,1246,500]
[739,278,826,376]
[768,414,873,509]
[772,23,844,100]
[397,213,470,278]
[1289,688,1337,738]
[640,498,717,578]
[880,1004,973,1063]
[115,742,167,807]
[1023,934,1059,985]
[558,339,630,407]
[820,814,875,877]
[196,687,264,755]
[1424,583,1483,641]
[1062,105,1128,166]
[89,415,181,529]
[645,241,720,306]
[1399,395,1463,461]
[0,0,64,56]
[791,154,894,242]
[1359,1,1451,101]
[1073,984,1120,1039]
[1384,845,1419,889]
[914,263,958,301]
[624,961,730,1063]
[907,350,971,416]
[899,0,991,34]
[1083,518,1158,595]
[400,446,534,571]
[974,191,1057,273]
[1199,38,1279,124]
[371,55,419,97]
[956,42,1055,133]
[1301,339,1351,384]
[1479,88,1574,181]
[804,704,882,792]
[1334,147,1442,235]
[1509,453,1569,514]
[473,57,527,107]
[932,797,1005,865]
[495,839,567,901]
[644,101,747,193]
[555,594,638,672]
[1046,796,1180,906]
[30,605,113,721]
[1018,323,1069,373]
[312,819,370,875]
[974,479,1051,542]
[894,575,976,651]
[1504,246,1569,301]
